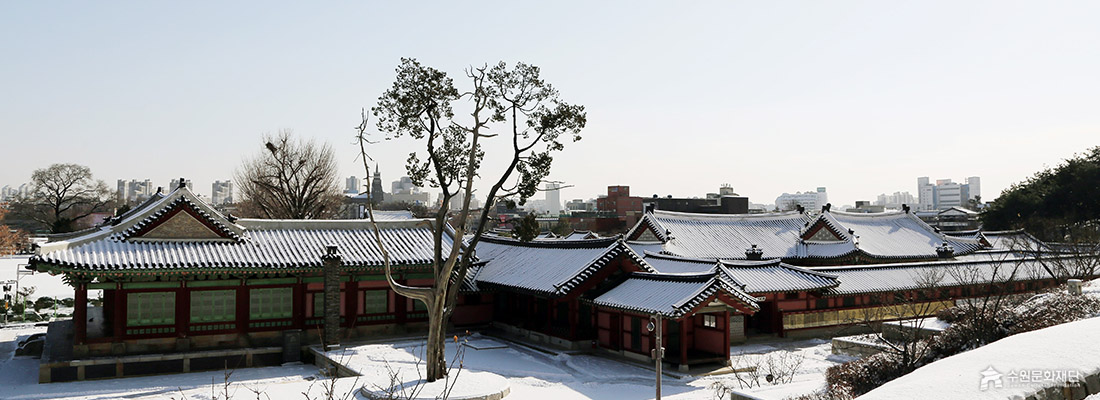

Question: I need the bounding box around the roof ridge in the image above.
[480,233,619,249]
[651,209,806,220]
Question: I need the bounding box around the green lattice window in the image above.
[363,290,387,314]
[250,287,292,320]
[191,290,236,323]
[127,292,176,326]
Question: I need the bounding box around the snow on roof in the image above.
[644,210,812,260]
[591,269,759,318]
[366,210,416,220]
[31,186,445,274]
[859,316,1100,400]
[827,210,984,259]
[812,257,1056,295]
[471,235,652,296]
[636,210,983,262]
[642,252,840,293]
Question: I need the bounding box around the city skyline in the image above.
[3,2,1099,207]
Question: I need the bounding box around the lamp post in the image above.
[648,315,664,400]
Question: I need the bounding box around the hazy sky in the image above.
[3,2,1099,207]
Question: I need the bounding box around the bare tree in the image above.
[235,130,344,219]
[848,268,946,370]
[358,58,585,381]
[9,163,112,233]
[0,207,29,255]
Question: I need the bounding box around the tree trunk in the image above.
[425,296,447,382]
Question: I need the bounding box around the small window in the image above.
[842,296,855,307]
[703,314,717,328]
[785,292,799,300]
[815,298,829,309]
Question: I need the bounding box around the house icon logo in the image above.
[980,366,1003,391]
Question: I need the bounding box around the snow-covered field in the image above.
[0,325,851,400]
[332,336,851,400]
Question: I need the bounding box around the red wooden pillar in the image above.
[176,284,189,337]
[344,281,356,329]
[568,300,577,340]
[679,317,688,365]
[113,287,126,339]
[74,283,87,344]
[292,281,304,329]
[723,310,731,359]
[236,284,249,333]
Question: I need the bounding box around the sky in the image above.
[2,1,1099,208]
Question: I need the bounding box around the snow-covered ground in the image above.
[332,336,851,400]
[859,316,1100,399]
[0,326,851,400]
[2,288,852,400]
[0,325,330,400]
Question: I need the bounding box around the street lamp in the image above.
[648,315,664,400]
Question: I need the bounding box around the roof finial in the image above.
[745,244,763,260]
[178,177,187,189]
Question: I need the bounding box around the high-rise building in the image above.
[370,167,385,205]
[546,182,562,216]
[345,176,361,194]
[774,187,828,212]
[916,176,981,210]
[117,179,154,203]
[212,180,234,205]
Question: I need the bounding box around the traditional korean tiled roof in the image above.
[812,257,1057,296]
[631,210,984,262]
[638,210,812,260]
[591,269,759,318]
[826,211,984,259]
[31,186,446,275]
[641,252,840,293]
[470,235,653,297]
[948,229,1055,261]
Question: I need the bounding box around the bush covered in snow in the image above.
[823,285,1100,398]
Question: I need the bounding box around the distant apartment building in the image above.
[775,187,828,212]
[211,180,234,205]
[874,191,915,210]
[345,176,361,194]
[116,179,155,204]
[916,176,980,211]
[1,184,31,201]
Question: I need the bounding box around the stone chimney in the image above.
[745,244,763,261]
[321,245,342,349]
[936,242,955,258]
